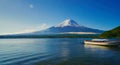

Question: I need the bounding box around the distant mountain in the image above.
[100,26,120,38]
[31,19,104,35]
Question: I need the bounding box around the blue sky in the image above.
[0,0,120,34]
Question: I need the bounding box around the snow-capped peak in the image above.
[55,19,80,27]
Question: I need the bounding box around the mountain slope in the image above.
[32,19,104,34]
[100,26,120,38]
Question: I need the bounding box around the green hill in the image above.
[100,26,120,38]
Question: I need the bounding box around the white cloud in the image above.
[37,24,49,30]
[0,24,50,35]
[29,4,34,8]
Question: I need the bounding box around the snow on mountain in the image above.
[55,19,80,27]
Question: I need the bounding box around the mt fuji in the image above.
[31,19,104,34]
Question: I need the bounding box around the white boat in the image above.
[84,39,120,46]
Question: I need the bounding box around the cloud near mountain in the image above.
[0,23,49,35]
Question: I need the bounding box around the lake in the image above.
[0,38,120,65]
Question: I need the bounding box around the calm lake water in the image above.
[0,38,120,65]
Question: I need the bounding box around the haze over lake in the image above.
[0,38,120,65]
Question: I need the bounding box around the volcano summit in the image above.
[31,19,104,34]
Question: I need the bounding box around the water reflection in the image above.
[84,44,110,50]
[60,42,70,61]
[84,44,120,51]
[84,44,120,60]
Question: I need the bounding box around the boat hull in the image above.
[84,41,120,46]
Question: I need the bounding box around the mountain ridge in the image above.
[100,26,120,38]
[31,19,104,34]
